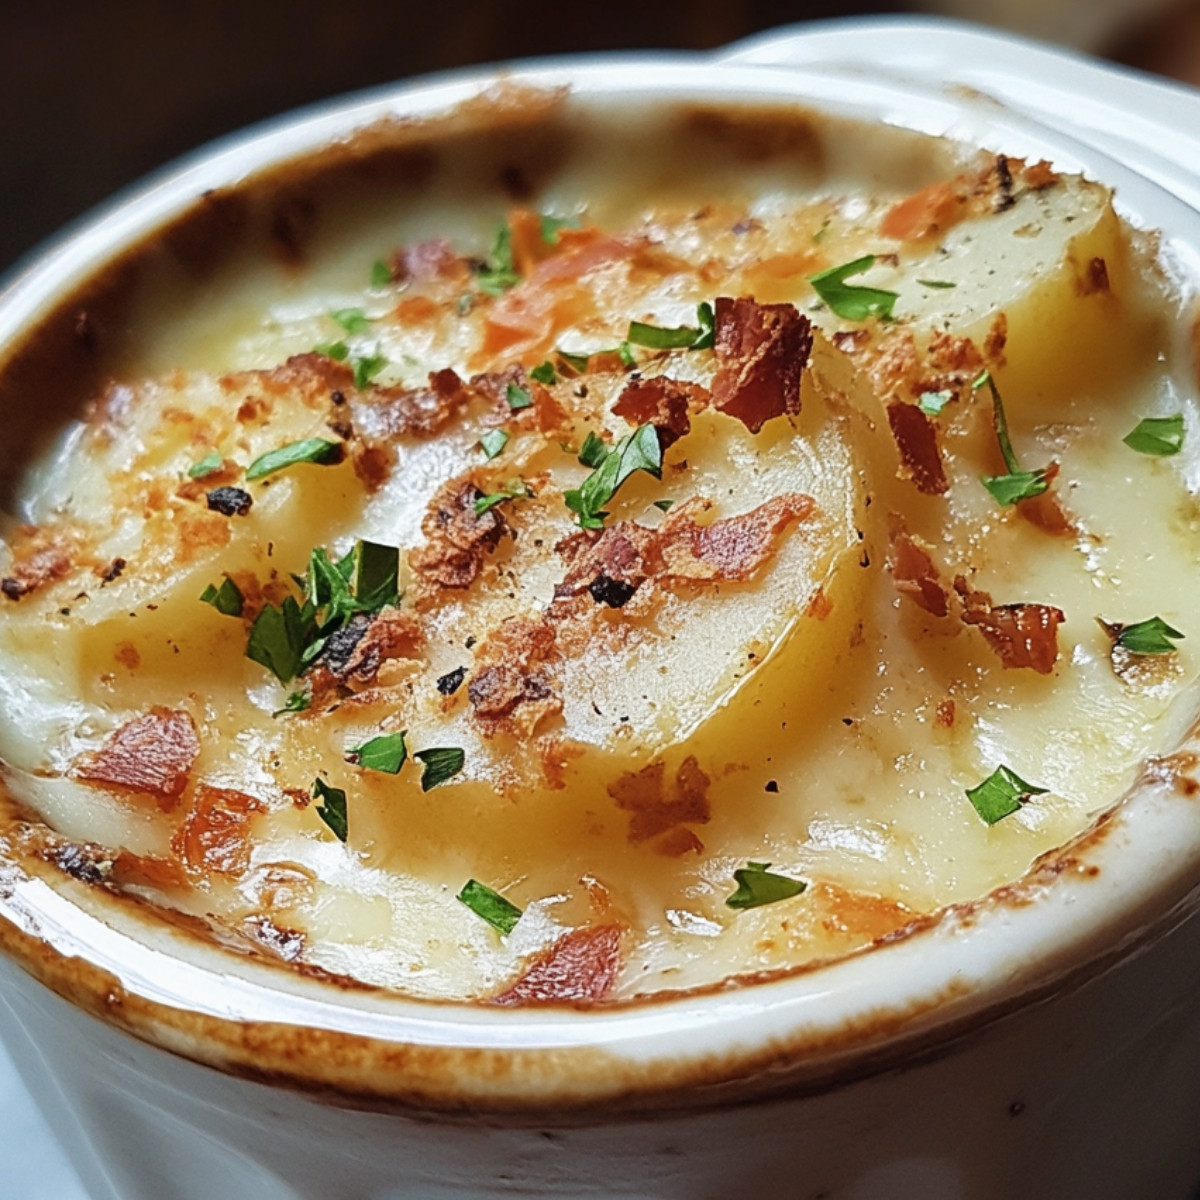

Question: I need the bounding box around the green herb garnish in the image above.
[809,255,898,321]
[529,361,557,385]
[314,340,349,361]
[975,371,1051,506]
[725,861,807,910]
[272,691,311,718]
[246,539,399,683]
[1123,414,1185,457]
[246,437,343,482]
[577,430,610,469]
[506,382,534,410]
[965,764,1048,826]
[564,423,663,529]
[332,307,369,335]
[476,222,521,296]
[1110,615,1185,655]
[918,390,952,416]
[370,259,392,287]
[627,301,714,351]
[312,778,348,842]
[479,429,510,460]
[188,450,223,480]
[199,575,244,617]
[474,479,529,516]
[415,746,466,791]
[653,498,675,512]
[457,878,522,934]
[347,730,408,774]
[555,348,590,373]
[352,351,388,389]
[917,278,957,289]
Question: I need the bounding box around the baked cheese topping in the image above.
[2,120,1198,1004]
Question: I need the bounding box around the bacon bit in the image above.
[1021,159,1060,190]
[110,848,189,891]
[392,295,442,323]
[880,180,966,242]
[656,493,813,583]
[507,209,557,277]
[927,330,984,377]
[935,699,956,729]
[239,914,306,962]
[983,313,1008,367]
[886,402,948,495]
[553,522,658,604]
[388,237,468,284]
[887,527,949,618]
[75,708,200,807]
[171,785,266,878]
[1018,461,1075,537]
[467,616,561,737]
[409,478,510,592]
[955,577,1064,674]
[1,537,74,601]
[351,441,393,491]
[805,587,832,620]
[356,368,469,440]
[1077,257,1111,296]
[231,353,355,404]
[310,608,424,696]
[492,924,622,1007]
[612,376,708,449]
[607,755,711,845]
[712,296,811,433]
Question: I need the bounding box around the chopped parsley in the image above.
[346,730,408,774]
[975,371,1051,506]
[457,879,522,934]
[555,349,590,373]
[478,429,510,460]
[725,861,807,910]
[246,437,343,482]
[312,778,348,842]
[332,307,369,335]
[199,575,244,617]
[352,351,388,389]
[577,430,610,469]
[506,382,534,410]
[529,361,557,385]
[965,764,1048,826]
[565,423,663,530]
[627,301,714,351]
[188,450,223,479]
[1108,615,1185,655]
[314,340,349,361]
[246,539,399,683]
[370,259,392,287]
[475,221,521,296]
[415,746,465,791]
[272,691,311,718]
[809,255,898,321]
[917,278,957,289]
[653,498,675,512]
[918,390,952,416]
[1123,414,1184,456]
[474,479,530,516]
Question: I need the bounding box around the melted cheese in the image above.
[2,112,1199,1003]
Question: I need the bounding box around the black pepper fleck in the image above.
[436,666,467,696]
[206,486,253,517]
[765,780,779,793]
[588,574,637,609]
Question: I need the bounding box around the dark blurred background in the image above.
[3,0,1199,278]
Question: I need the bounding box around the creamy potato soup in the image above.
[1,100,1197,1004]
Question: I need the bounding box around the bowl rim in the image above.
[4,34,1200,1114]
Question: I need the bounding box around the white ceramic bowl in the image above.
[5,18,1200,1200]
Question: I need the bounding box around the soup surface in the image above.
[2,101,1198,1003]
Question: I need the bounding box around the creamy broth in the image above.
[1,102,1198,1003]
